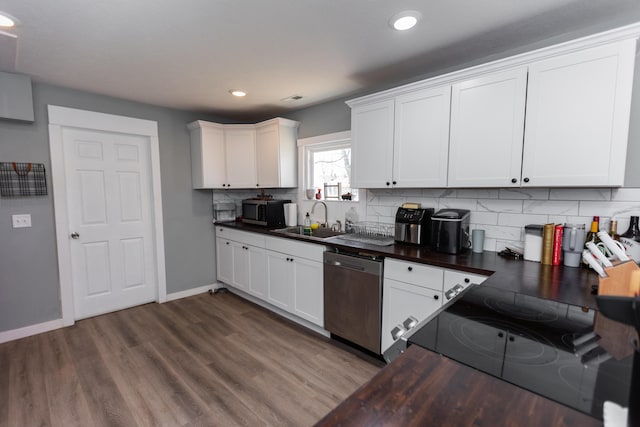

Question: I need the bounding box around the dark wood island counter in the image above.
[315,345,602,427]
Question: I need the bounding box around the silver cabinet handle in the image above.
[70,232,80,239]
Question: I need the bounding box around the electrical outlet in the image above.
[12,214,32,228]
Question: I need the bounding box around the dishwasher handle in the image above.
[326,259,366,271]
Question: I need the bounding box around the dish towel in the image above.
[603,401,628,427]
[0,162,48,197]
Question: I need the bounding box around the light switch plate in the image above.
[12,214,32,228]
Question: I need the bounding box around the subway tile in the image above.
[499,188,550,200]
[578,201,640,218]
[498,213,549,227]
[456,189,500,199]
[482,238,498,252]
[611,188,640,201]
[470,211,499,225]
[438,198,478,210]
[424,189,456,198]
[495,239,523,252]
[549,188,611,201]
[477,199,523,213]
[482,225,522,241]
[547,215,568,225]
[523,200,579,215]
[367,205,396,218]
[375,196,407,207]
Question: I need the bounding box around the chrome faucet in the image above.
[311,201,328,227]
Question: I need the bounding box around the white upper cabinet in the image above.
[350,100,395,188]
[347,26,638,189]
[224,125,257,189]
[188,121,226,189]
[448,67,528,187]
[255,118,299,188]
[188,118,299,189]
[350,86,451,189]
[522,39,636,187]
[394,86,451,187]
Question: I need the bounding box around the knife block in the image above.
[598,260,640,297]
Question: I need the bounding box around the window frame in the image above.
[297,131,359,203]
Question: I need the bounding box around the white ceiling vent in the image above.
[280,95,303,103]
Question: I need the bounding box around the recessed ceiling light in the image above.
[229,89,247,97]
[390,11,421,31]
[0,12,18,28]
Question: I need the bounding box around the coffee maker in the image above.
[394,207,434,246]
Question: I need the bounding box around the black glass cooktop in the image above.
[408,285,635,420]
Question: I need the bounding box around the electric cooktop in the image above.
[408,285,635,420]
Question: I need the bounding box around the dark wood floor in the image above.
[0,292,382,427]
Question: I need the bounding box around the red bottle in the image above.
[315,189,322,200]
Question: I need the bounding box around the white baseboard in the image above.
[226,287,330,338]
[0,318,65,344]
[165,283,222,302]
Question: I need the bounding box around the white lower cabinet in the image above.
[381,278,442,353]
[266,250,294,311]
[216,228,324,328]
[216,238,234,285]
[292,257,323,326]
[381,258,490,354]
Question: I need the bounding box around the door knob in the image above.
[70,232,80,239]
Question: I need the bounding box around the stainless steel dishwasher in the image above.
[323,250,383,354]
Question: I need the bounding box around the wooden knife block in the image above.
[596,260,639,360]
[598,260,639,297]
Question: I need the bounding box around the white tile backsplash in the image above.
[215,186,640,253]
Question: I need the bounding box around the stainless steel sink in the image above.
[273,226,345,239]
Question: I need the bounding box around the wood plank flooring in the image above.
[0,292,382,427]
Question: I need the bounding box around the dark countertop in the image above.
[216,221,600,309]
[313,345,602,427]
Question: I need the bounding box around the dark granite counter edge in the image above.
[215,221,601,309]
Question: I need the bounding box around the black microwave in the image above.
[241,199,290,227]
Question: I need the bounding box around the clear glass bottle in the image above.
[621,216,640,242]
[303,212,312,236]
[609,220,620,241]
[584,216,600,247]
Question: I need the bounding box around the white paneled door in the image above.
[62,128,157,319]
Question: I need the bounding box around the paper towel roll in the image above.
[284,203,297,226]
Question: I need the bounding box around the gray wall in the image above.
[0,82,225,332]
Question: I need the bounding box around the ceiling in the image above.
[1,0,639,121]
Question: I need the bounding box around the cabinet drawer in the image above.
[384,258,443,291]
[216,227,266,248]
[265,236,325,261]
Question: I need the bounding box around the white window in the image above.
[302,133,358,201]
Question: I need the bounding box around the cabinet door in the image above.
[224,127,257,188]
[232,243,250,291]
[189,122,226,189]
[255,123,280,188]
[448,67,528,187]
[293,258,323,326]
[249,246,268,299]
[381,278,442,353]
[216,238,234,285]
[522,40,636,187]
[351,100,395,188]
[266,251,294,311]
[393,86,451,187]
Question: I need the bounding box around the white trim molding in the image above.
[47,105,167,326]
[166,283,221,302]
[0,319,64,344]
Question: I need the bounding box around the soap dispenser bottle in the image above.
[304,212,312,236]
